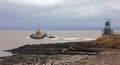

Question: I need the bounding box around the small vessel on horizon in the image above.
[30,24,55,39]
[30,24,47,39]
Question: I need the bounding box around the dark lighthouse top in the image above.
[102,19,113,35]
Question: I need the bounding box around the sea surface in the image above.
[0,30,102,57]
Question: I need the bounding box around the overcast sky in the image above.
[0,0,120,29]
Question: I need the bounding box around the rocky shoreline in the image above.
[0,50,120,65]
[0,35,120,65]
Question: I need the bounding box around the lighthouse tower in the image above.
[102,19,113,35]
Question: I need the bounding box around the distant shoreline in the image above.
[0,29,120,30]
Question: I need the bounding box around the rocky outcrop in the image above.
[1,35,120,65]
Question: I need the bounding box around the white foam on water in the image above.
[44,37,48,39]
[26,37,31,39]
[0,50,12,57]
[82,38,96,41]
[63,38,81,41]
[46,37,60,40]
[48,37,81,41]
[26,36,96,41]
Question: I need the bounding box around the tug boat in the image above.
[30,24,47,39]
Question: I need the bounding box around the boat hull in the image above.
[30,35,45,39]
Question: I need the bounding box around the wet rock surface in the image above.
[0,50,120,65]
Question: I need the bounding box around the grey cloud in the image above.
[0,0,120,29]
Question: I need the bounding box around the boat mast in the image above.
[37,24,41,31]
[35,24,42,35]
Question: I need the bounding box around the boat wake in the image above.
[57,37,81,41]
[83,38,96,41]
[49,37,96,41]
[26,37,31,39]
[26,36,96,41]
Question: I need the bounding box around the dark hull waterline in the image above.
[30,35,45,39]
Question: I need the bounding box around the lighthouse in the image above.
[102,19,113,35]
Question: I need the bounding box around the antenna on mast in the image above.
[38,24,40,31]
[36,24,42,34]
